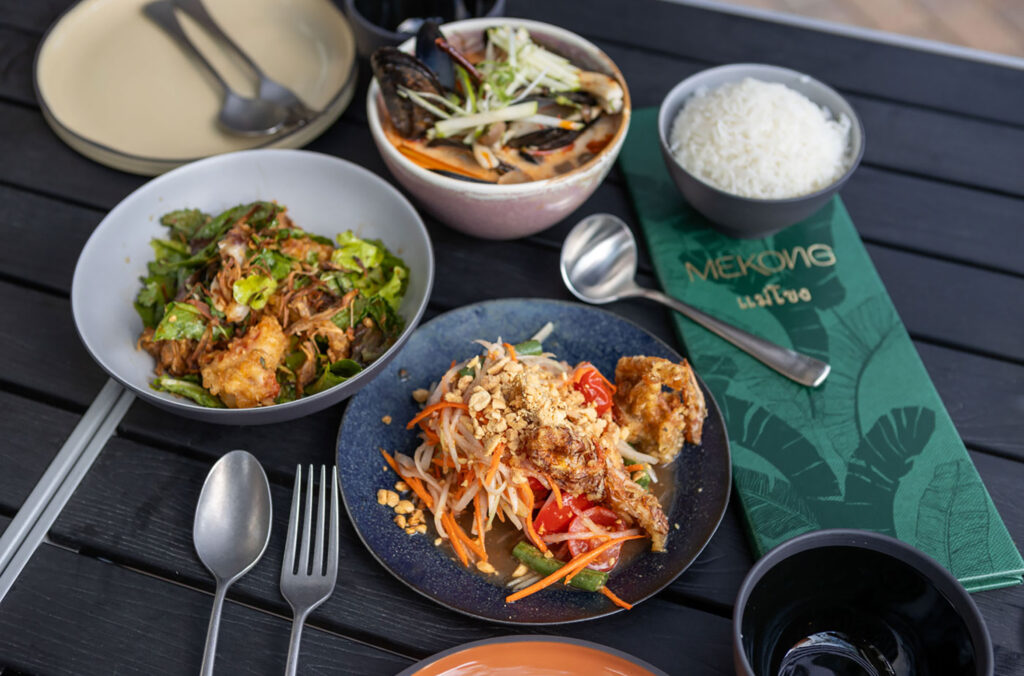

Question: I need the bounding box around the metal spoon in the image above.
[171,0,317,126]
[194,450,272,676]
[144,1,289,136]
[560,214,831,387]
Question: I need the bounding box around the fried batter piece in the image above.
[600,444,670,551]
[138,327,196,377]
[614,356,706,463]
[200,315,288,408]
[523,425,605,498]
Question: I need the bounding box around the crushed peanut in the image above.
[381,415,392,425]
[394,480,409,492]
[376,489,389,505]
[394,500,415,515]
[412,388,430,403]
[476,561,497,574]
[379,490,400,508]
[394,515,407,528]
[405,527,417,535]
[434,537,443,546]
[511,563,528,578]
[415,524,427,534]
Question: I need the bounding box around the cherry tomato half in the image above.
[527,477,550,502]
[573,364,614,416]
[532,493,592,536]
[566,507,628,572]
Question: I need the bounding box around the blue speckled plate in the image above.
[336,299,730,624]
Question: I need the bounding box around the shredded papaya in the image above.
[624,464,644,473]
[599,586,633,610]
[506,534,644,603]
[406,401,469,429]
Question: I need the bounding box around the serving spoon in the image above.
[560,214,830,387]
[144,1,289,136]
[194,450,272,676]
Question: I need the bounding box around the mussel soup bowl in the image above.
[657,63,864,239]
[71,149,434,425]
[366,17,631,240]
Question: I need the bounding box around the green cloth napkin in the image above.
[618,107,1024,592]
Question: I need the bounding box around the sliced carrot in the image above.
[406,401,469,429]
[504,342,517,362]
[448,512,487,561]
[519,484,548,553]
[423,428,440,445]
[505,534,644,603]
[380,448,401,475]
[496,507,506,523]
[599,586,633,610]
[473,491,487,554]
[450,359,457,369]
[542,472,562,509]
[624,464,644,473]
[564,535,645,584]
[484,442,505,485]
[380,449,435,509]
[442,512,469,567]
[404,476,435,510]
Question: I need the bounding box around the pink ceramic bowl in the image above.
[366,17,631,240]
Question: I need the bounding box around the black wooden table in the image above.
[1,0,1023,673]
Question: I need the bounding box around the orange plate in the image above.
[399,636,668,676]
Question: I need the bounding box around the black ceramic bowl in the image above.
[657,64,865,239]
[733,529,993,676]
[343,0,506,58]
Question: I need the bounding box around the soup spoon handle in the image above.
[630,286,830,387]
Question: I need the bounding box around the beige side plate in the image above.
[35,0,357,175]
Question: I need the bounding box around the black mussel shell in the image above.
[507,127,583,151]
[371,47,446,139]
[415,20,455,90]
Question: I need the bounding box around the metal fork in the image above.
[280,465,339,676]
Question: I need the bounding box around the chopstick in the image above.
[0,379,135,601]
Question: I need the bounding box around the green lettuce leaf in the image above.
[378,265,407,311]
[233,274,277,310]
[151,375,224,408]
[250,249,294,280]
[159,209,208,241]
[153,302,207,341]
[306,359,363,395]
[331,231,384,271]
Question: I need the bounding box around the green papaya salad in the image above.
[134,201,409,409]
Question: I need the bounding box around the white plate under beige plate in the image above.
[35,0,357,175]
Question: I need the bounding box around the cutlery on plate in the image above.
[143,1,290,136]
[280,465,339,676]
[193,450,273,676]
[560,213,831,387]
[171,0,318,126]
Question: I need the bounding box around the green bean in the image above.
[511,541,608,592]
[513,340,543,356]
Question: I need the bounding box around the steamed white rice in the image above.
[669,77,852,200]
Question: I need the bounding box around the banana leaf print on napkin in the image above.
[916,460,994,576]
[617,106,1024,590]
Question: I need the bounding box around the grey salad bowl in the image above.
[71,148,434,424]
[657,63,865,239]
